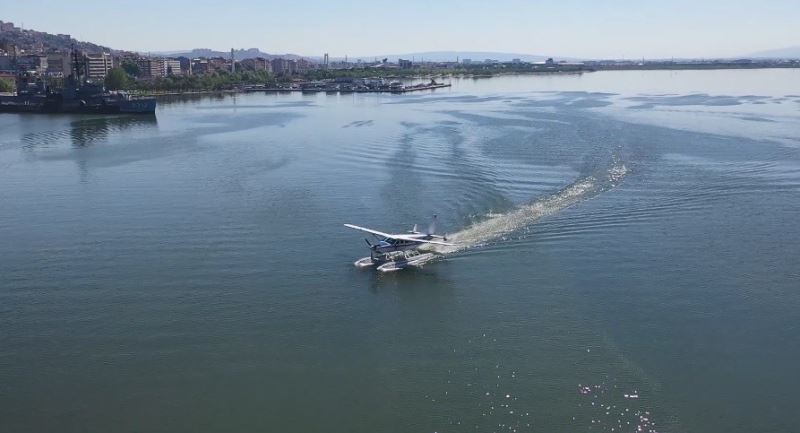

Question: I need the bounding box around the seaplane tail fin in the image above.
[427,214,438,235]
[411,224,418,234]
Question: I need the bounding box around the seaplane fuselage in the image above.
[371,234,440,253]
[344,216,454,256]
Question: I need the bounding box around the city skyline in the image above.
[3,0,799,59]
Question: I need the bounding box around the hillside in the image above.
[748,46,800,59]
[152,48,306,61]
[340,51,561,63]
[0,20,111,53]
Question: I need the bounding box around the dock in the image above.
[240,82,452,94]
[391,83,451,93]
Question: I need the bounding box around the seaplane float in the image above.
[344,215,455,272]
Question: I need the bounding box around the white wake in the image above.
[434,159,628,254]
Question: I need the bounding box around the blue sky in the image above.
[3,0,797,58]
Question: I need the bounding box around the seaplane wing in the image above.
[390,235,455,246]
[343,224,393,238]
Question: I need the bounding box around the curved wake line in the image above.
[434,158,628,254]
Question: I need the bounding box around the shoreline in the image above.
[128,65,799,98]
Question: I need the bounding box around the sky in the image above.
[2,0,798,59]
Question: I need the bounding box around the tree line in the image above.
[0,78,14,93]
[105,66,278,93]
[101,61,566,93]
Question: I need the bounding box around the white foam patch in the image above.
[435,161,628,254]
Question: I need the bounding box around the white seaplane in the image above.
[344,215,455,272]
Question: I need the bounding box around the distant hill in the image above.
[151,48,308,61]
[748,46,800,59]
[0,21,111,54]
[0,21,309,61]
[338,51,564,63]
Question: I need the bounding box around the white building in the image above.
[163,59,182,76]
[84,52,113,79]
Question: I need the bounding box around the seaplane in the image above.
[344,215,455,272]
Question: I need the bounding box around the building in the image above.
[16,55,48,73]
[0,21,17,32]
[46,53,71,76]
[207,57,229,72]
[0,56,13,71]
[136,58,164,79]
[271,58,288,75]
[0,40,20,57]
[177,57,192,75]
[163,59,182,76]
[240,57,272,72]
[84,52,113,79]
[398,59,413,69]
[287,59,298,75]
[296,58,312,72]
[190,58,208,75]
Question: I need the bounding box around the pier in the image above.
[240,80,452,94]
[390,83,451,93]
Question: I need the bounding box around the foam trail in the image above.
[435,158,628,254]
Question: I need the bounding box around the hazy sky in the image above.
[3,0,798,58]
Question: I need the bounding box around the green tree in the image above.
[121,60,141,78]
[104,68,129,90]
[127,68,277,94]
[0,78,14,93]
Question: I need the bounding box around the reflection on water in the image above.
[17,115,158,150]
[0,70,799,433]
[69,115,157,148]
[624,93,775,109]
[156,92,229,105]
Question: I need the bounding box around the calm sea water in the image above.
[1,69,799,433]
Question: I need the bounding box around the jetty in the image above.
[390,83,451,93]
[241,78,451,94]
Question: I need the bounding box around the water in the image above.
[1,69,799,433]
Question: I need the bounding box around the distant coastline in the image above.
[128,63,800,98]
[2,19,798,99]
[589,62,800,71]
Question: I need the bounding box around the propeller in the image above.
[427,214,438,236]
[364,238,373,248]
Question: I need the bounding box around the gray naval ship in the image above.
[0,50,156,115]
